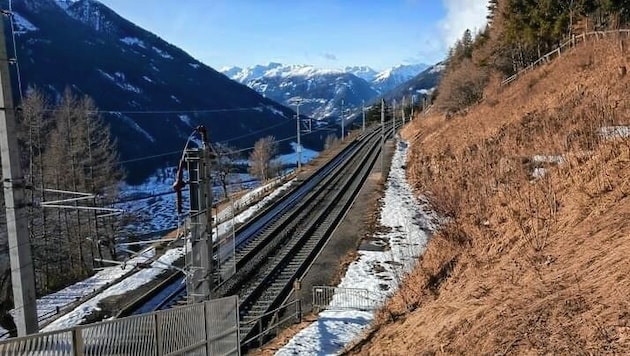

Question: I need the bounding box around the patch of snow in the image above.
[275,142,319,165]
[189,63,200,69]
[599,126,630,139]
[12,12,38,34]
[277,139,436,355]
[214,179,295,239]
[97,70,142,94]
[111,112,155,143]
[152,46,173,59]
[266,105,287,118]
[178,114,192,127]
[532,155,565,164]
[42,248,184,332]
[120,37,146,48]
[55,0,74,10]
[171,95,181,104]
[142,76,153,83]
[430,63,446,73]
[532,167,547,179]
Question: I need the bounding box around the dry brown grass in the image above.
[345,38,630,355]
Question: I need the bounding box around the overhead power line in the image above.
[118,120,339,165]
[42,106,279,115]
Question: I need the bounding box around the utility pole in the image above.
[362,100,366,132]
[380,99,385,179]
[0,15,38,335]
[179,126,214,304]
[340,99,345,140]
[410,95,414,120]
[402,96,406,125]
[295,99,302,172]
[392,99,396,138]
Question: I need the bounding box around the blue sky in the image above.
[99,0,488,71]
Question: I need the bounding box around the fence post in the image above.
[296,299,302,324]
[257,318,264,347]
[203,301,210,356]
[154,313,162,356]
[72,328,84,356]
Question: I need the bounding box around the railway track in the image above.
[123,124,391,343]
[221,126,387,343]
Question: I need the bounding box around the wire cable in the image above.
[42,105,274,115]
[6,1,23,102]
[119,120,338,165]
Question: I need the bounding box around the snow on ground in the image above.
[12,12,38,34]
[119,37,146,48]
[600,125,630,139]
[117,172,259,237]
[42,248,184,332]
[152,46,173,59]
[276,139,436,355]
[0,173,297,336]
[0,249,155,339]
[214,179,295,238]
[275,143,320,166]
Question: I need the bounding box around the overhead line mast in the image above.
[0,11,38,335]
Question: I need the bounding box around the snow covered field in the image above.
[276,139,437,355]
[118,144,318,239]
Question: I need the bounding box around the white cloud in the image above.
[440,0,489,49]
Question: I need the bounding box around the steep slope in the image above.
[349,39,630,354]
[6,0,322,183]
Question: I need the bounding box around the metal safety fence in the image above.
[0,296,240,356]
[312,286,381,312]
[501,29,630,86]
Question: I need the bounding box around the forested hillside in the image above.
[348,1,630,354]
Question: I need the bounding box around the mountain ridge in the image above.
[6,0,328,183]
[221,62,431,123]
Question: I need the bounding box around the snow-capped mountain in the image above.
[224,64,379,122]
[222,63,430,122]
[381,62,445,102]
[372,63,430,94]
[7,0,327,183]
[344,66,378,82]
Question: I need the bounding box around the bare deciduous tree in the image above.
[248,136,279,181]
[213,144,241,200]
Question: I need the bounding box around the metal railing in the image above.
[0,296,240,356]
[312,286,382,312]
[501,29,630,86]
[239,299,301,349]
